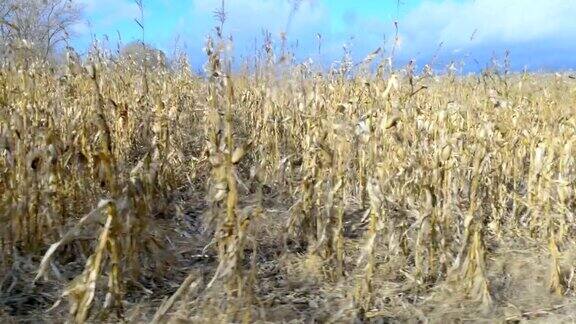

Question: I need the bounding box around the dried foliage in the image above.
[1,34,576,323]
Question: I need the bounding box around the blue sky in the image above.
[73,0,576,72]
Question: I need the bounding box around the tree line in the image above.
[0,0,165,67]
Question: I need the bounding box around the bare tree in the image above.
[0,0,81,61]
[121,41,167,70]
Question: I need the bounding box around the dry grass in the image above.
[1,39,576,323]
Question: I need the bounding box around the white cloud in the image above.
[74,0,576,70]
[400,0,576,54]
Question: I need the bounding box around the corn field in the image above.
[2,39,576,322]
